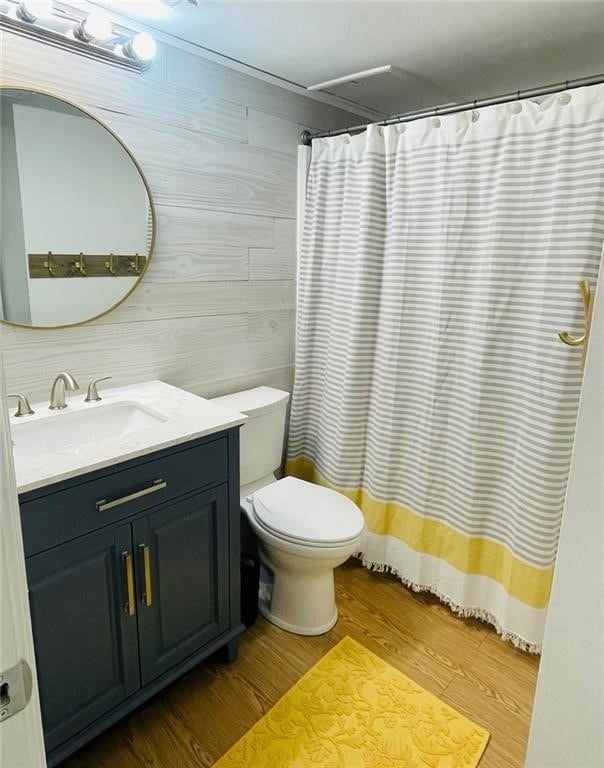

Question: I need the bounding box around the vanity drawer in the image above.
[20,437,229,557]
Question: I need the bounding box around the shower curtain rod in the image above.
[300,72,604,145]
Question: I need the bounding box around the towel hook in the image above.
[105,253,118,276]
[75,252,87,276]
[558,279,593,369]
[43,251,56,277]
[129,253,142,275]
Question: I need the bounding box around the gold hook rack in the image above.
[29,252,147,278]
[558,279,593,369]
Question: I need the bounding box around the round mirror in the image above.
[0,87,154,329]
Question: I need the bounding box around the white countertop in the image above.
[10,380,246,494]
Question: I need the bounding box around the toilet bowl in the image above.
[242,476,364,635]
[211,387,365,635]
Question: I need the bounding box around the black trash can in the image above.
[240,510,260,627]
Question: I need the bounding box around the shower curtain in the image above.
[286,85,604,651]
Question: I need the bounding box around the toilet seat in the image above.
[250,511,360,550]
[252,476,365,547]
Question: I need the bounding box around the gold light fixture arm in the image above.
[558,280,593,367]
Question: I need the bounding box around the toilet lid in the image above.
[252,476,365,545]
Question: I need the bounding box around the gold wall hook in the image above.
[129,253,142,275]
[43,251,56,277]
[105,253,118,276]
[75,252,87,276]
[558,279,593,368]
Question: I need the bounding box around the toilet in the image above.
[211,386,365,635]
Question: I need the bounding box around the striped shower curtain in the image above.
[286,85,604,651]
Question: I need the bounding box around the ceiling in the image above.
[94,1,604,116]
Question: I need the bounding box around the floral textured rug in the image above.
[214,636,489,767]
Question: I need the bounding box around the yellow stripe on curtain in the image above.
[286,456,553,610]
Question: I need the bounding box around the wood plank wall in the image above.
[0,32,361,403]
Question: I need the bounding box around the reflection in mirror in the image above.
[0,88,154,329]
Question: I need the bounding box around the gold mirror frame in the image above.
[0,84,156,331]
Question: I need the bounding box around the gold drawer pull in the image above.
[139,544,153,607]
[122,551,136,616]
[96,479,167,512]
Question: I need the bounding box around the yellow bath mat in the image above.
[214,636,489,767]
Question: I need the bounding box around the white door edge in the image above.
[0,345,46,767]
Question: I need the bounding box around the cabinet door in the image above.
[26,524,140,752]
[133,485,230,685]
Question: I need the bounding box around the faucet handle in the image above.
[7,393,35,417]
[85,376,112,403]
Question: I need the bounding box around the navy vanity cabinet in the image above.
[19,429,243,767]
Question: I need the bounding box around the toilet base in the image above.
[257,543,348,636]
[259,602,338,636]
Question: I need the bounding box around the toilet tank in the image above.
[211,387,290,490]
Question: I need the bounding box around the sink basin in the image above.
[12,401,168,458]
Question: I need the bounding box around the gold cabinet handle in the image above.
[122,551,136,616]
[139,544,153,607]
[558,280,593,368]
[96,479,167,512]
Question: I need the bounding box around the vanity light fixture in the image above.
[0,0,157,71]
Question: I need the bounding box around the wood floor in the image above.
[62,560,539,768]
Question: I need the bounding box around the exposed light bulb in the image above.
[131,32,157,60]
[85,12,112,41]
[74,11,113,43]
[16,0,54,22]
[124,32,157,61]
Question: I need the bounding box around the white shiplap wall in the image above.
[0,32,360,402]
